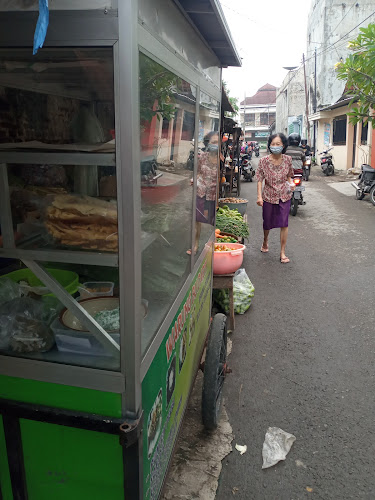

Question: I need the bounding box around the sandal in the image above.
[261,245,269,253]
[280,256,290,264]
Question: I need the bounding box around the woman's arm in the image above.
[255,157,264,206]
[257,181,263,206]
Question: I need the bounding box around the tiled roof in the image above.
[240,84,277,105]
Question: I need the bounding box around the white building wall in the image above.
[276,69,306,137]
[306,0,375,109]
[239,103,276,140]
[315,105,371,171]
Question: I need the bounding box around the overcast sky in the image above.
[220,0,312,102]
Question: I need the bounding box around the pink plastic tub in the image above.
[213,243,246,275]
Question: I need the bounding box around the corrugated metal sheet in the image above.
[173,0,241,68]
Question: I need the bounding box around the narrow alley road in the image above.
[216,160,375,499]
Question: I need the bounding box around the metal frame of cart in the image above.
[0,2,240,499]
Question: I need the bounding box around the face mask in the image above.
[207,144,218,153]
[270,146,283,154]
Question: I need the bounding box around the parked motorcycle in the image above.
[320,147,334,176]
[240,154,255,182]
[141,155,163,185]
[254,146,260,157]
[351,163,375,205]
[289,173,305,216]
[303,155,311,181]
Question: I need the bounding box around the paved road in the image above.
[216,158,375,499]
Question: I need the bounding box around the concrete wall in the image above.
[276,69,305,137]
[315,104,371,171]
[306,0,375,109]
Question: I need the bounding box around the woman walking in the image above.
[256,133,295,263]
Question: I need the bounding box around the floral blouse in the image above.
[255,154,294,204]
[196,151,218,201]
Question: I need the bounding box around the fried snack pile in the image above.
[46,194,118,251]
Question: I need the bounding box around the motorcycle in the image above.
[289,172,305,216]
[240,154,255,182]
[320,147,334,176]
[141,155,163,185]
[254,146,260,157]
[303,155,311,181]
[351,163,375,205]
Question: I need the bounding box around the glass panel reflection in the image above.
[193,92,220,259]
[139,53,195,353]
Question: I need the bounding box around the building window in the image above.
[260,113,269,125]
[161,117,170,139]
[244,113,255,125]
[332,115,347,145]
[361,121,369,145]
[182,110,195,140]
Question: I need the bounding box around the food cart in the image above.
[0,1,240,499]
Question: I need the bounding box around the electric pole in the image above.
[302,53,310,144]
[313,47,317,154]
[243,91,246,141]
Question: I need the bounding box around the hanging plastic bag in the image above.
[33,0,49,55]
[213,269,255,315]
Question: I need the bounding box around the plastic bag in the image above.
[0,297,56,352]
[233,269,255,314]
[0,278,21,305]
[213,269,255,315]
[262,427,296,469]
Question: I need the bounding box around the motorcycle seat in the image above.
[361,164,374,173]
[141,155,157,164]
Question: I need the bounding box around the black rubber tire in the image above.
[356,189,365,200]
[249,175,253,182]
[327,165,334,176]
[202,313,228,430]
[290,198,298,216]
[370,185,375,206]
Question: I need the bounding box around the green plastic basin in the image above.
[1,268,79,298]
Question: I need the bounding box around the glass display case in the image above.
[0,1,241,499]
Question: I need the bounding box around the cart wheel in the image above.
[202,313,228,430]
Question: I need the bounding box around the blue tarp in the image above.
[33,0,49,55]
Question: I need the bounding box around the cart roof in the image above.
[174,0,241,67]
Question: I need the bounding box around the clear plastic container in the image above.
[78,282,114,299]
[51,316,119,357]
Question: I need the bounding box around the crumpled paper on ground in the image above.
[262,427,296,469]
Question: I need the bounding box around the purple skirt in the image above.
[196,196,215,225]
[262,199,291,230]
